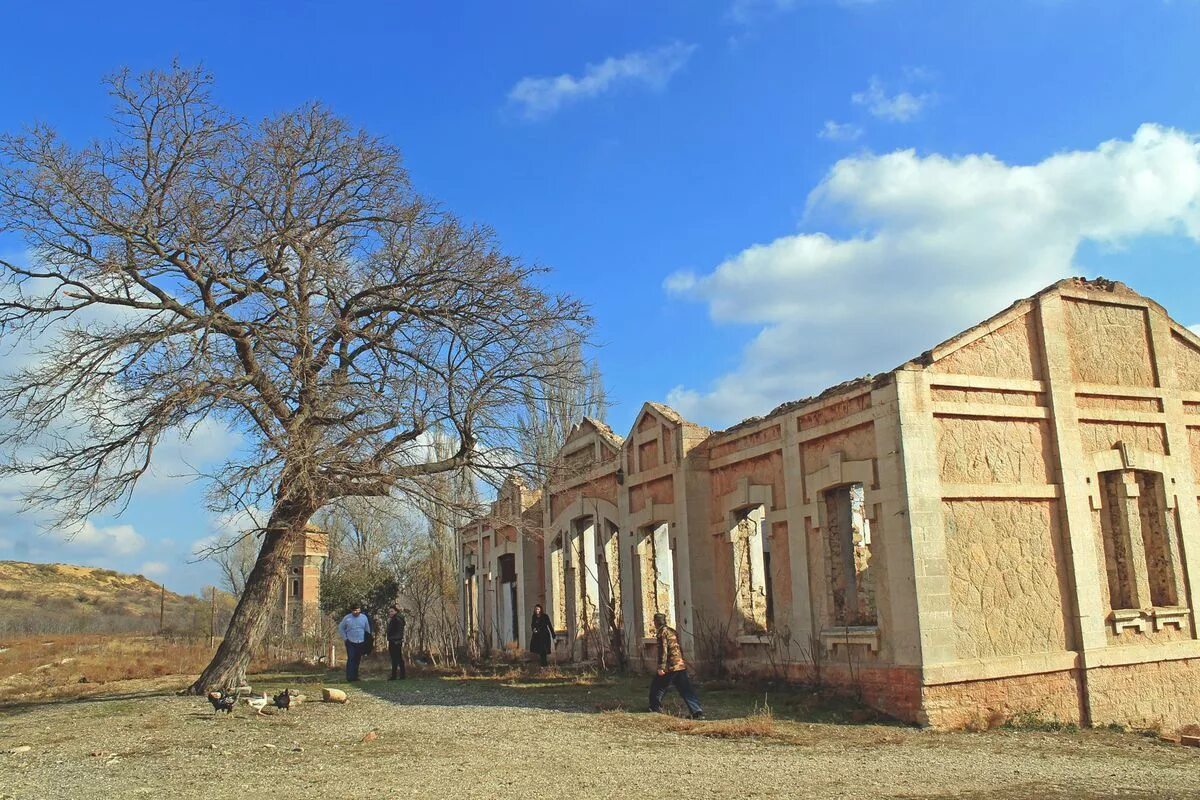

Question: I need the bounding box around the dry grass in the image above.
[677,704,779,740]
[607,703,794,743]
[0,561,232,637]
[0,634,287,703]
[680,714,779,740]
[593,698,628,712]
[444,662,615,689]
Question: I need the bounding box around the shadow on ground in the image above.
[333,657,899,727]
[0,686,181,719]
[0,655,894,732]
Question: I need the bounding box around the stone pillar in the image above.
[515,544,528,651]
[782,417,815,647]
[1037,294,1109,654]
[580,519,600,638]
[893,368,956,667]
[617,478,640,656]
[673,457,702,654]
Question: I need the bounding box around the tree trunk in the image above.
[187,494,317,694]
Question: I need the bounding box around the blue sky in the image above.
[2,0,1200,593]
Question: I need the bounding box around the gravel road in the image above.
[2,674,1199,799]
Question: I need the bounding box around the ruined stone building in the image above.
[459,278,1200,729]
[459,477,545,653]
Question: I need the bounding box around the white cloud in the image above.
[136,420,243,495]
[819,120,864,142]
[666,124,1200,425]
[62,520,146,556]
[851,76,935,122]
[508,42,697,121]
[190,507,266,561]
[139,561,169,578]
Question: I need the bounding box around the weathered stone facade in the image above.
[458,278,1200,730]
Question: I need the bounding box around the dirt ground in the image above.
[3,666,1200,800]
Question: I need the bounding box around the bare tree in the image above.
[515,337,606,485]
[316,496,403,567]
[410,429,480,574]
[0,65,590,692]
[320,487,466,664]
[211,531,258,596]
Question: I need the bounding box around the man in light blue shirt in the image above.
[337,603,372,681]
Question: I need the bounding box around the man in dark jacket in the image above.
[386,605,406,680]
[649,612,704,719]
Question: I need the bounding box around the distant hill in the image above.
[0,561,228,637]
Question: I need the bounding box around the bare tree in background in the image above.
[212,531,258,596]
[515,338,607,485]
[0,65,590,692]
[316,496,401,566]
[410,430,480,572]
[406,431,480,659]
[317,478,472,664]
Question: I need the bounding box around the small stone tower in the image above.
[280,525,329,637]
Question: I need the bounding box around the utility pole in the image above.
[209,587,217,649]
[158,582,165,635]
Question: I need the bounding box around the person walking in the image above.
[530,604,553,667]
[386,605,407,680]
[337,603,372,682]
[649,612,704,719]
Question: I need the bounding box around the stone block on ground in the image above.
[322,688,348,704]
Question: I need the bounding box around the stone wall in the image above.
[923,669,1084,729]
[709,453,786,524]
[1065,299,1155,386]
[801,424,876,474]
[943,499,1070,660]
[922,657,1200,731]
[935,417,1054,484]
[629,476,674,514]
[930,312,1044,381]
[1087,657,1200,729]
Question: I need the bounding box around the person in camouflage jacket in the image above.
[649,612,704,719]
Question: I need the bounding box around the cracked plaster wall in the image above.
[1065,299,1156,386]
[936,417,1054,485]
[1079,421,1167,456]
[931,387,1043,406]
[944,499,1069,660]
[930,313,1043,381]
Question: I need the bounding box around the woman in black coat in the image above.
[530,604,553,667]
